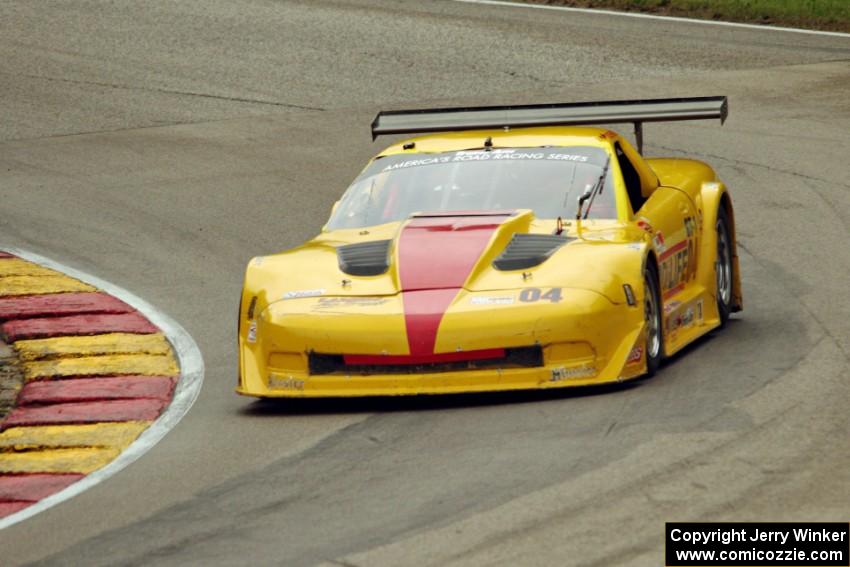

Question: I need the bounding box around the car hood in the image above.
[245,210,648,310]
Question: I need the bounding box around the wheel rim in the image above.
[644,273,660,359]
[716,218,732,306]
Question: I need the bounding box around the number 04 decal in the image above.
[519,287,563,303]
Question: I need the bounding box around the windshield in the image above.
[326,146,615,230]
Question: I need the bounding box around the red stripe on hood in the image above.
[398,215,505,355]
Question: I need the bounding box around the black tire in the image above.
[644,260,663,376]
[715,207,734,328]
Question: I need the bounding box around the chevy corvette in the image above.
[237,97,742,397]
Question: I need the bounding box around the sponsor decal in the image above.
[246,321,257,343]
[312,296,388,310]
[659,240,690,298]
[670,306,695,331]
[550,365,595,382]
[382,149,591,172]
[664,300,682,314]
[519,287,563,303]
[627,345,643,364]
[268,374,305,390]
[540,153,589,162]
[636,217,652,232]
[653,231,667,254]
[383,156,453,171]
[684,216,696,237]
[470,295,515,306]
[669,298,704,331]
[659,215,699,300]
[283,288,325,300]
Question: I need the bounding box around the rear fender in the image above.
[697,182,743,312]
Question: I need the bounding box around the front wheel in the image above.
[715,207,734,327]
[644,261,663,376]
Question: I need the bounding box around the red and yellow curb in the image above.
[0,253,181,518]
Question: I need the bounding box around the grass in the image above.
[520,0,850,32]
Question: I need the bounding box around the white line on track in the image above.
[449,0,850,38]
[0,247,205,530]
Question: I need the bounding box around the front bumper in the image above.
[237,288,647,398]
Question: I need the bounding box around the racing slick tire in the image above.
[644,260,663,377]
[715,206,734,328]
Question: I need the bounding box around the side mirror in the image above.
[576,189,592,221]
[575,189,593,240]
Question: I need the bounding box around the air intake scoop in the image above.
[493,233,571,271]
[337,239,391,276]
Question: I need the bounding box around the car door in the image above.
[612,139,699,304]
[639,186,698,303]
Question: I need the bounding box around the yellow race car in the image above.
[237,97,742,398]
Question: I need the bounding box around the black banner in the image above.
[666,523,849,566]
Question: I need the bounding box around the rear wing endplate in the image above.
[371,96,728,154]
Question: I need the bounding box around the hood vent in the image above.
[337,239,391,276]
[493,234,570,271]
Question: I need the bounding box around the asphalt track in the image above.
[0,1,848,565]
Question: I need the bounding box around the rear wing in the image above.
[371,96,728,154]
